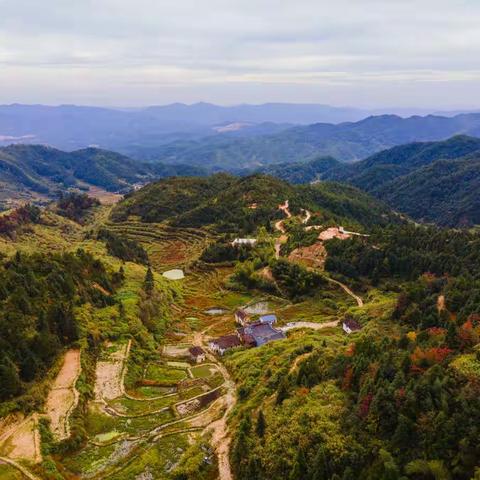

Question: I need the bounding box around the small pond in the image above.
[162,269,185,280]
[204,308,228,315]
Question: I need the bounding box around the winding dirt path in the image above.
[274,200,291,260]
[301,209,311,224]
[437,294,445,313]
[325,277,363,307]
[0,456,41,480]
[274,201,364,308]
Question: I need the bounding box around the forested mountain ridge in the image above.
[376,156,480,226]
[260,136,480,227]
[0,171,479,479]
[111,173,399,233]
[246,156,341,184]
[324,135,480,189]
[0,144,205,208]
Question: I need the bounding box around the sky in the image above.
[1,0,480,109]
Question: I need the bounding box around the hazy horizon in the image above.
[1,0,480,109]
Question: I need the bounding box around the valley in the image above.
[0,173,478,479]
[0,179,374,479]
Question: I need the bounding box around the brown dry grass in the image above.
[288,242,327,269]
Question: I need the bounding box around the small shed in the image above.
[189,346,206,363]
[342,318,362,334]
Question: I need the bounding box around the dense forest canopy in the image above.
[111,174,399,234]
[0,250,118,404]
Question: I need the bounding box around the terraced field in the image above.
[102,220,210,270]
[60,337,228,479]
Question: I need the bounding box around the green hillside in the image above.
[248,156,340,184]
[111,174,398,234]
[0,144,205,208]
[279,136,480,227]
[377,157,480,226]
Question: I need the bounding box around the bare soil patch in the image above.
[45,349,81,440]
[289,242,327,269]
[163,345,191,358]
[0,414,41,464]
[318,227,351,241]
[85,186,124,205]
[95,341,131,401]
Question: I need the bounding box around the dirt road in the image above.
[0,456,41,480]
[301,209,311,224]
[280,320,339,332]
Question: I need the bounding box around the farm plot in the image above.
[95,341,131,401]
[0,462,24,480]
[144,364,189,386]
[45,349,81,440]
[162,344,190,358]
[0,414,41,464]
[191,364,219,379]
[176,389,223,417]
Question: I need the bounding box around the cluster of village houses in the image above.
[188,310,362,361]
[208,308,286,355]
[204,309,362,356]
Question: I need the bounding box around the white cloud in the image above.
[0,0,479,107]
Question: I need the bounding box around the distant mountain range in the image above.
[3,103,480,166]
[0,102,369,151]
[141,113,480,167]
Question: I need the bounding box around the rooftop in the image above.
[259,314,277,323]
[245,322,285,344]
[235,309,248,321]
[343,318,362,331]
[189,346,205,356]
[211,334,242,349]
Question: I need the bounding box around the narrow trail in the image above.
[289,352,313,374]
[437,294,445,313]
[0,456,41,480]
[192,329,236,480]
[301,209,311,224]
[274,200,291,260]
[325,277,363,307]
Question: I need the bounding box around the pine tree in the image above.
[255,409,266,438]
[276,377,290,405]
[0,355,21,400]
[144,266,154,295]
[289,449,307,480]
